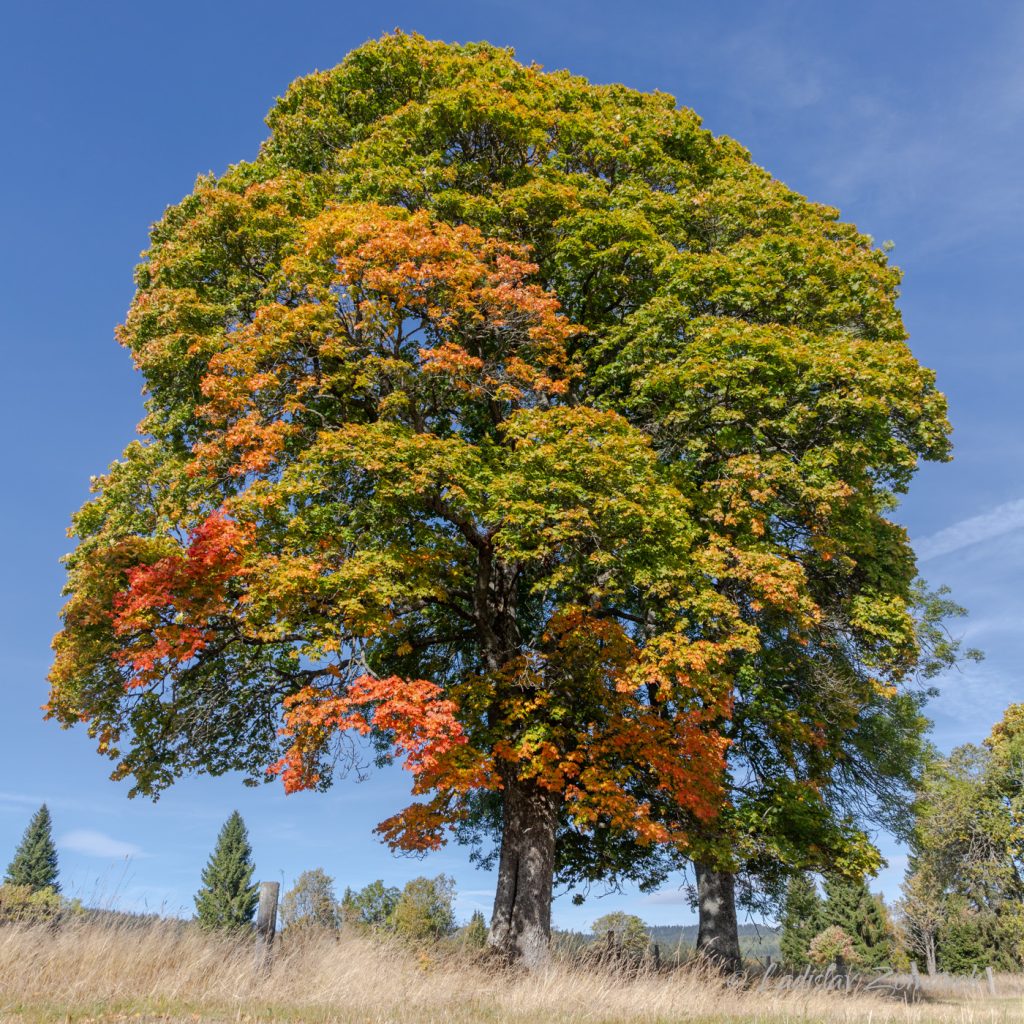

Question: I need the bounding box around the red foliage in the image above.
[110,511,252,688]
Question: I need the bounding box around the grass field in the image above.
[2,919,1023,1024]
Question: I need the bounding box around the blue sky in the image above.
[1,0,1022,931]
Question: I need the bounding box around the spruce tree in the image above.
[822,874,893,970]
[194,811,259,930]
[780,872,823,967]
[937,901,989,974]
[462,909,489,948]
[5,804,59,893]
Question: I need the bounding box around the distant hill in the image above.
[645,924,781,961]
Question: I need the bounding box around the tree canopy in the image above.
[48,32,954,964]
[280,868,340,931]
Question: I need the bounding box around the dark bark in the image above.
[473,547,558,966]
[488,772,560,967]
[695,862,742,971]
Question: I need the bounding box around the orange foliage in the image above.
[110,511,252,688]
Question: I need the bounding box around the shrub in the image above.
[591,912,650,955]
[0,883,81,925]
[808,926,860,968]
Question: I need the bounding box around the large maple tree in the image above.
[49,34,953,964]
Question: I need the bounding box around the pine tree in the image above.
[194,811,259,930]
[5,804,59,893]
[462,909,488,948]
[780,873,823,967]
[822,874,893,970]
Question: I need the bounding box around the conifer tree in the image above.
[5,804,59,893]
[822,874,893,970]
[462,909,489,948]
[780,873,823,967]
[937,901,990,974]
[194,811,259,930]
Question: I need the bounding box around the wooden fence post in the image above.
[254,881,280,969]
[986,965,996,998]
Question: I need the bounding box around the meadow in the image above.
[2,918,1024,1024]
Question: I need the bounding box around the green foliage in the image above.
[902,707,1024,973]
[591,911,650,954]
[340,879,401,931]
[390,875,456,940]
[779,873,823,967]
[0,883,63,924]
[807,925,859,967]
[194,811,259,931]
[461,909,489,948]
[897,855,944,974]
[936,901,992,974]
[821,874,893,970]
[5,805,59,893]
[280,868,339,932]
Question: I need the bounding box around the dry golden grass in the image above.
[1,919,1023,1024]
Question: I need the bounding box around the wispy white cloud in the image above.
[59,829,143,859]
[0,791,46,810]
[641,888,693,907]
[915,498,1024,561]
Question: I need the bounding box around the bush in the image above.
[808,926,860,968]
[591,912,650,955]
[0,883,81,925]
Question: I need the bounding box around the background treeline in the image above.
[0,804,750,959]
[6,700,1023,975]
[898,705,1024,975]
[778,703,1024,976]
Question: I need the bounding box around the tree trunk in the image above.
[695,862,742,971]
[924,929,937,976]
[488,773,560,967]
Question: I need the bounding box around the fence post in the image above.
[254,881,280,969]
[653,943,661,971]
[986,966,996,998]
